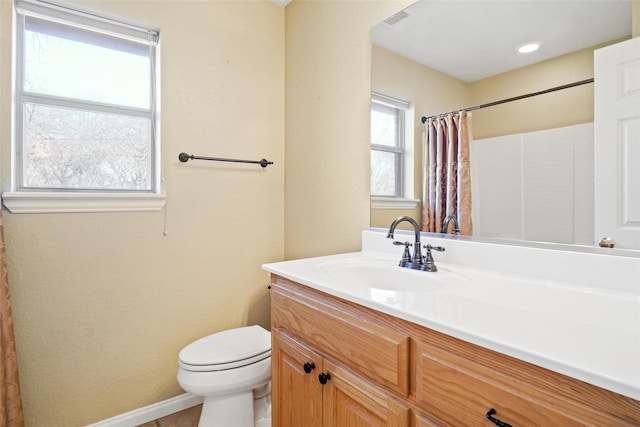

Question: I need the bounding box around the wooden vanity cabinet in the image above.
[270,275,640,427]
[272,328,410,427]
[271,276,411,427]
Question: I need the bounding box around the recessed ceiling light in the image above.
[518,43,540,54]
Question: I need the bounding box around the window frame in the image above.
[370,92,418,209]
[371,99,405,197]
[3,0,165,213]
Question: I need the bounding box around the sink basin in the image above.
[316,256,468,293]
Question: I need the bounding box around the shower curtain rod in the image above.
[420,78,594,123]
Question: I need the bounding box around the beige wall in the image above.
[370,45,469,229]
[1,0,420,424]
[470,44,606,140]
[634,0,640,37]
[283,0,413,259]
[0,0,284,425]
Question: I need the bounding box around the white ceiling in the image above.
[372,0,632,82]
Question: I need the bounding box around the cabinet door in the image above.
[322,359,409,427]
[272,328,323,427]
[414,413,439,427]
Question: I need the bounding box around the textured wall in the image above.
[0,0,284,425]
[634,0,640,37]
[284,0,413,259]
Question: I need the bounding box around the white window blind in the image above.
[5,0,165,212]
[15,0,158,45]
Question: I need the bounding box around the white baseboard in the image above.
[86,393,204,427]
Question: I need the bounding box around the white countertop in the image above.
[263,241,640,401]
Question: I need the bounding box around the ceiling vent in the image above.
[383,10,410,26]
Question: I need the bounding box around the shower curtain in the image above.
[0,211,24,427]
[421,111,473,235]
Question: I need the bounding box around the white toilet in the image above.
[177,325,272,427]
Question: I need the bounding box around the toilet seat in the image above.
[179,325,271,372]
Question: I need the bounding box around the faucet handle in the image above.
[393,241,412,263]
[422,244,445,272]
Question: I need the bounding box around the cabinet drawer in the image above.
[415,341,635,426]
[271,276,410,396]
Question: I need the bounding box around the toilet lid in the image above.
[179,325,271,370]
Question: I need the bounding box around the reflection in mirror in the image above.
[370,0,635,250]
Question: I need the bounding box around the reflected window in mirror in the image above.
[370,93,415,208]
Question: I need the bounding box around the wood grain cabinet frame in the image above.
[271,276,409,396]
[272,325,410,427]
[270,275,640,427]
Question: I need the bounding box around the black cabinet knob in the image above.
[303,362,315,374]
[318,372,331,385]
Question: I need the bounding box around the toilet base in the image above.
[198,390,255,427]
[199,391,254,427]
[253,391,271,427]
[196,390,272,427]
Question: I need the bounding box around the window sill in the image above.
[2,192,167,213]
[370,197,420,210]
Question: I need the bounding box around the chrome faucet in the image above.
[443,215,460,235]
[387,216,424,270]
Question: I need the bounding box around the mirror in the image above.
[370,0,635,250]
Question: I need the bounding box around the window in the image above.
[4,0,163,213]
[370,93,416,208]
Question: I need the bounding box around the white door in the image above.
[594,37,640,250]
